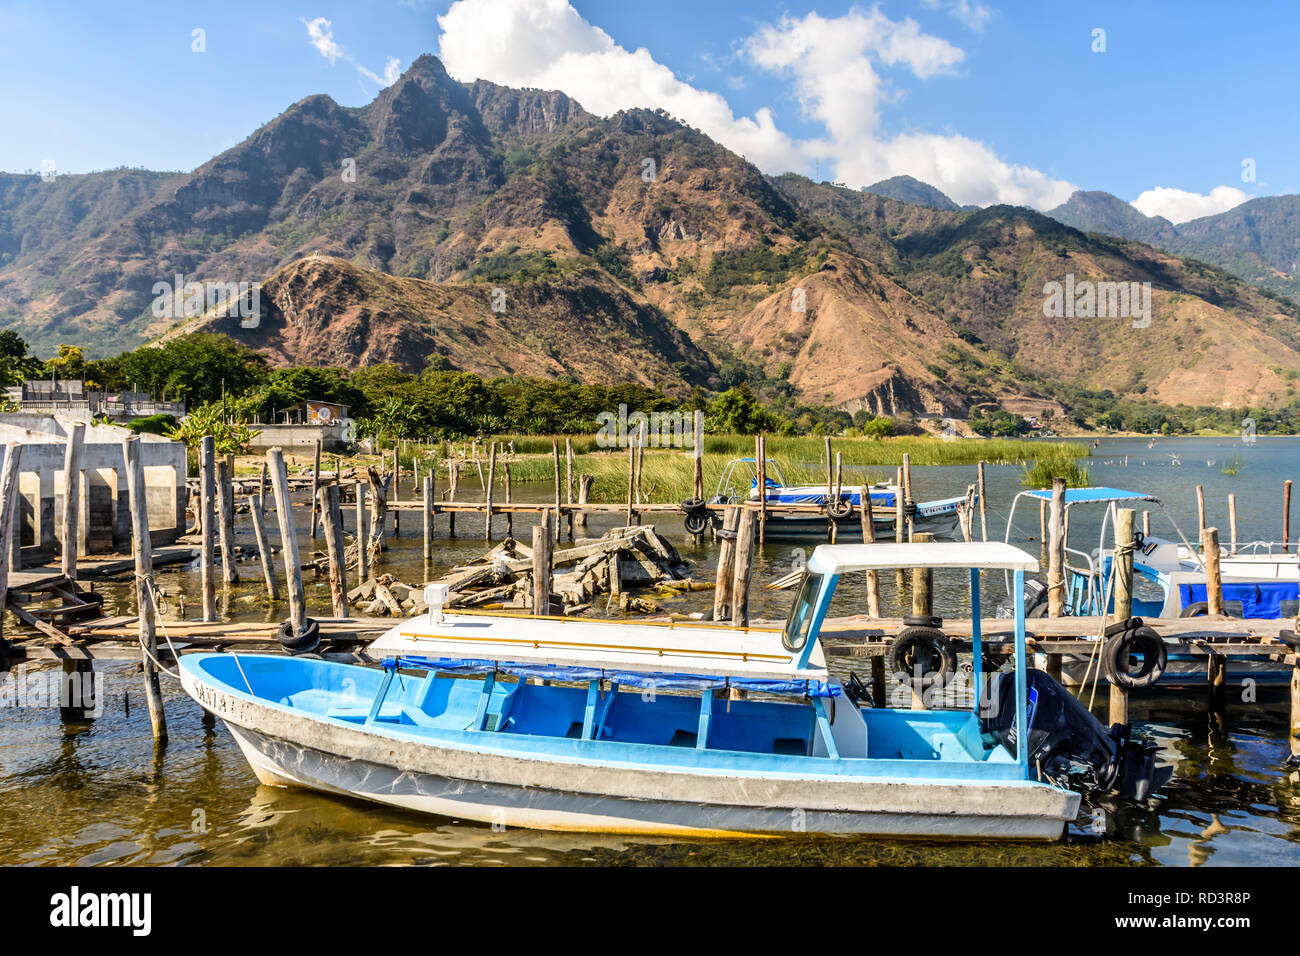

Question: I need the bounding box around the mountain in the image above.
[4,54,1300,415]
[1047,190,1300,302]
[862,175,964,211]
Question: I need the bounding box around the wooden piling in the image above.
[756,435,766,545]
[423,475,433,561]
[894,468,904,544]
[123,436,167,742]
[365,467,390,568]
[1142,509,1150,539]
[712,506,740,622]
[901,453,914,541]
[859,484,881,618]
[1203,526,1223,615]
[577,474,592,533]
[248,494,279,601]
[484,442,496,540]
[317,484,348,618]
[259,461,269,514]
[199,436,217,622]
[1047,478,1066,617]
[912,531,934,616]
[0,444,24,669]
[1228,494,1238,555]
[504,464,514,537]
[976,461,988,541]
[552,440,562,542]
[692,411,704,501]
[1285,480,1293,548]
[268,449,306,639]
[730,506,757,627]
[894,467,906,594]
[1039,499,1048,567]
[355,480,369,585]
[1207,650,1227,715]
[310,439,322,539]
[531,512,553,614]
[214,458,239,585]
[626,440,635,527]
[635,428,646,522]
[447,462,459,537]
[60,422,85,580]
[1114,508,1135,624]
[565,437,575,540]
[1196,484,1206,545]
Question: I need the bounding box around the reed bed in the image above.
[480,435,1090,504]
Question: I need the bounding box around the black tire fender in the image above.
[890,626,958,689]
[684,512,710,535]
[826,497,853,520]
[1102,625,1167,690]
[1180,601,1209,618]
[278,617,321,654]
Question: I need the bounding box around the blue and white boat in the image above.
[1003,486,1299,686]
[178,542,1167,839]
[683,458,970,540]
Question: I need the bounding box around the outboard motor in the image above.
[980,669,1171,801]
[996,577,1048,619]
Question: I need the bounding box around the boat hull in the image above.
[186,668,1078,841]
[753,510,963,542]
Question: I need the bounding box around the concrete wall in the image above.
[248,422,349,453]
[0,416,187,563]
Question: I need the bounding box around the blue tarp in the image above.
[1178,581,1299,619]
[1023,486,1158,504]
[381,656,842,698]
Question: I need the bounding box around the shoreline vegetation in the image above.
[274,435,1093,503]
[3,334,1290,495]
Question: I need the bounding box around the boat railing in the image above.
[1232,540,1299,557]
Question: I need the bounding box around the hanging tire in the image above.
[684,511,710,535]
[1180,601,1209,618]
[827,498,853,520]
[890,626,957,690]
[278,617,321,654]
[1101,625,1167,690]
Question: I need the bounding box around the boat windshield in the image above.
[782,571,823,652]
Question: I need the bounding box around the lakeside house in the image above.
[246,399,354,453]
[5,378,185,423]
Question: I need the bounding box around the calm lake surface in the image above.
[2,436,1298,866]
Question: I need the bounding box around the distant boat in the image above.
[178,542,1168,839]
[682,458,969,540]
[1002,486,1298,687]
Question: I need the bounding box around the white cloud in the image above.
[1130,185,1249,224]
[301,17,401,90]
[436,0,802,172]
[433,0,1075,208]
[922,0,995,32]
[302,17,342,65]
[743,8,1075,208]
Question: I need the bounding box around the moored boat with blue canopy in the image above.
[178,541,1169,839]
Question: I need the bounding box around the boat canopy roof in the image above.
[1022,486,1158,504]
[808,541,1039,574]
[367,611,829,681]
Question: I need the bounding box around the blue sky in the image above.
[3,0,1296,220]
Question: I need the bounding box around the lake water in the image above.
[1,436,1297,866]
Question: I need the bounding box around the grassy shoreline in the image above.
[234,434,1091,501]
